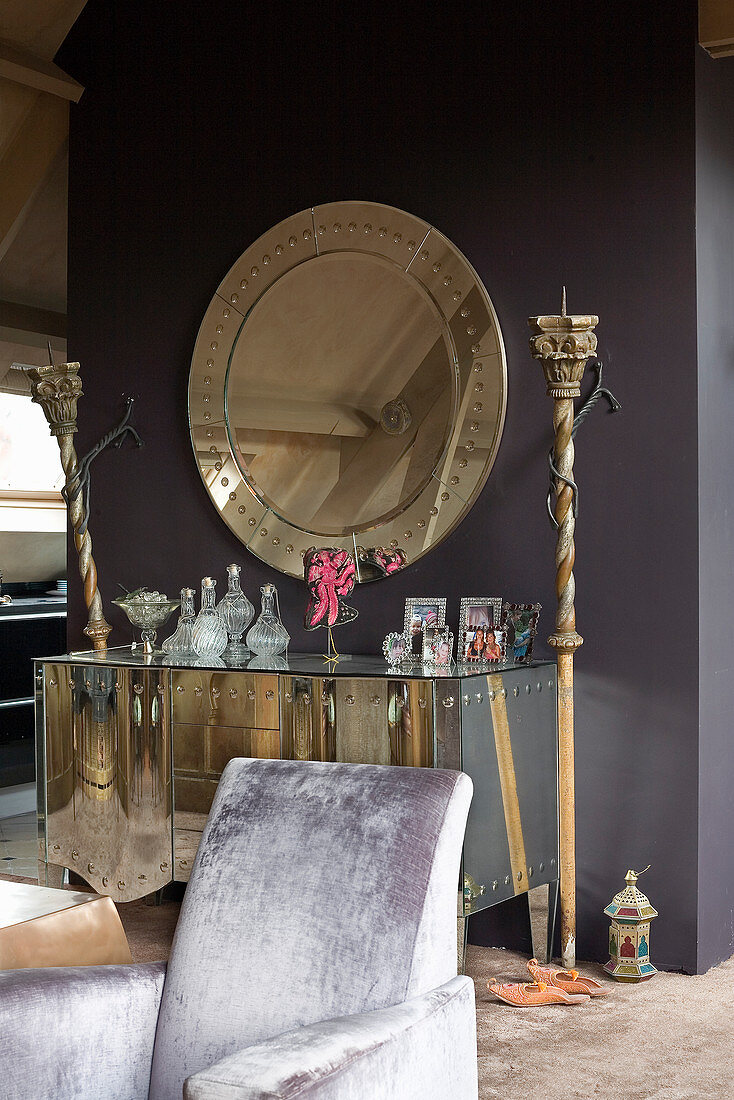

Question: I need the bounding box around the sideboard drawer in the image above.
[173,722,281,821]
[171,670,279,728]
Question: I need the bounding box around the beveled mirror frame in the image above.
[189,201,507,580]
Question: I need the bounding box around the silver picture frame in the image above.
[403,597,447,664]
[458,596,503,663]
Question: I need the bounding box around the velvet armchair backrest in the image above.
[148,757,472,1100]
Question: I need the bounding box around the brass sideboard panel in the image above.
[39,663,172,902]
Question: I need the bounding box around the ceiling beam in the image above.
[0,40,83,101]
[0,92,68,265]
[700,0,734,57]
[0,300,66,339]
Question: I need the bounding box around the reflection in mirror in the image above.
[226,253,455,536]
[189,201,506,579]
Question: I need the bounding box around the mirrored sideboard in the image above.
[35,650,558,928]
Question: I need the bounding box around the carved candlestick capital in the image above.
[26,361,83,436]
[528,315,598,399]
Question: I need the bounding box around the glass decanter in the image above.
[162,587,197,656]
[245,583,290,656]
[191,577,228,659]
[217,563,254,660]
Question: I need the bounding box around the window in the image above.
[0,392,64,497]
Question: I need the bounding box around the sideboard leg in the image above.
[38,861,67,888]
[457,915,469,974]
[547,878,560,963]
[528,883,550,962]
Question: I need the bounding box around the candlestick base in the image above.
[548,630,584,653]
[83,617,113,651]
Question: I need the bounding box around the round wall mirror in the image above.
[189,201,506,580]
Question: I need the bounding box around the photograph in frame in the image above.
[382,631,408,666]
[404,598,447,662]
[503,602,541,664]
[430,628,454,667]
[458,596,503,663]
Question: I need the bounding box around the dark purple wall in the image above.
[58,3,702,969]
[696,48,734,973]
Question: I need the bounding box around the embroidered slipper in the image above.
[488,980,590,1007]
[527,958,610,997]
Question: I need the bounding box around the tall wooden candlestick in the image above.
[528,293,598,968]
[27,361,112,651]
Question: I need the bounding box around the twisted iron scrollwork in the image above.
[546,363,621,528]
[62,398,143,536]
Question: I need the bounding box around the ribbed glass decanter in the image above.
[245,583,290,656]
[192,577,228,659]
[162,587,197,656]
[217,563,254,659]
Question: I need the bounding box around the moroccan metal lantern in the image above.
[603,867,658,982]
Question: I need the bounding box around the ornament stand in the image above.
[323,627,342,664]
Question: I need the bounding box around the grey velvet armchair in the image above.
[1,758,476,1100]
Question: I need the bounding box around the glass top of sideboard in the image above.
[37,647,554,682]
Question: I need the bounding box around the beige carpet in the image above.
[5,876,734,1099]
[468,944,734,1100]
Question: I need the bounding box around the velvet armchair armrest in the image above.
[0,961,166,1100]
[184,975,478,1100]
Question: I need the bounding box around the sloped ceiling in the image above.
[0,0,86,391]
